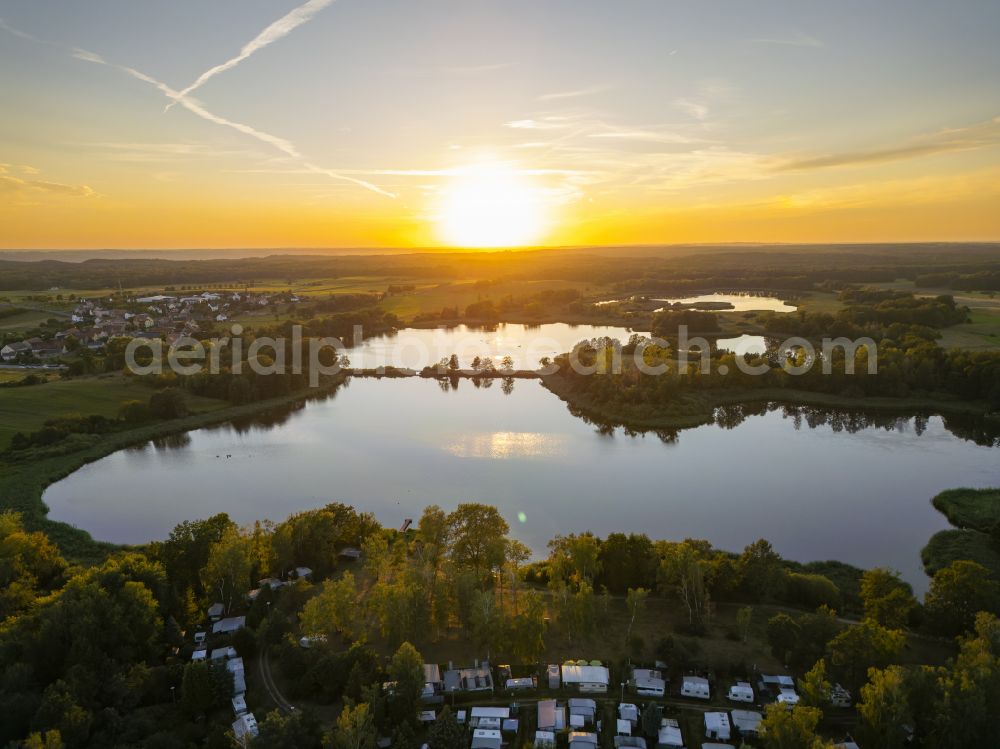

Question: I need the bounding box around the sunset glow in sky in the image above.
[2,0,999,249]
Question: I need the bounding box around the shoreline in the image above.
[2,368,997,564]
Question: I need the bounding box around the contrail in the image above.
[165,0,336,111]
[0,20,394,197]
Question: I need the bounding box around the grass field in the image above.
[0,309,59,335]
[0,374,227,449]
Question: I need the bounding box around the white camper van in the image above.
[680,675,710,700]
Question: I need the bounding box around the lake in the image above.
[654,292,797,313]
[44,377,999,592]
[347,322,639,370]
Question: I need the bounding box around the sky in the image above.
[1,0,999,249]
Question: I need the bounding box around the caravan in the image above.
[680,675,710,700]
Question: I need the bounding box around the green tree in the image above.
[925,560,1000,637]
[300,573,359,641]
[658,541,711,630]
[202,525,252,614]
[798,659,832,708]
[929,612,1000,748]
[427,706,466,749]
[767,613,801,663]
[858,665,918,749]
[329,703,376,749]
[759,704,832,749]
[180,661,214,718]
[860,568,917,629]
[827,621,905,693]
[447,504,509,584]
[739,538,786,601]
[388,642,425,727]
[256,709,324,749]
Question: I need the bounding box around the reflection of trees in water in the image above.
[569,398,1000,447]
[151,433,191,450]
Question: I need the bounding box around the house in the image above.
[227,657,247,695]
[505,677,535,691]
[1,341,32,361]
[561,662,610,693]
[616,718,632,735]
[758,674,795,699]
[470,706,509,729]
[657,718,684,748]
[830,684,852,708]
[191,649,207,662]
[232,694,247,715]
[731,710,763,739]
[537,699,567,731]
[294,566,313,579]
[535,730,556,748]
[618,703,639,727]
[212,616,246,635]
[211,646,237,661]
[471,729,502,749]
[443,661,493,693]
[193,631,207,647]
[568,732,599,749]
[502,719,519,734]
[681,675,710,700]
[422,663,443,701]
[207,602,225,621]
[547,663,561,689]
[613,739,645,749]
[569,698,597,725]
[339,547,362,561]
[232,713,259,743]
[777,690,800,706]
[704,712,731,741]
[33,340,66,358]
[633,667,666,697]
[726,682,754,703]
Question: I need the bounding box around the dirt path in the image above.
[259,648,296,714]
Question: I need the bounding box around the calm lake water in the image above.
[348,323,638,370]
[655,292,796,313]
[44,378,999,591]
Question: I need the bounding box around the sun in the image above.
[435,163,547,248]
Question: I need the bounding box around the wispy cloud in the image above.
[674,98,708,120]
[0,166,95,198]
[1,20,394,198]
[751,31,825,48]
[165,0,336,111]
[537,84,611,102]
[778,116,1000,171]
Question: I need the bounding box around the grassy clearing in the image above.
[0,374,227,449]
[938,306,1000,350]
[0,309,57,335]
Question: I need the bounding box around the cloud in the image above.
[0,173,95,197]
[778,116,1000,171]
[537,84,611,102]
[0,18,396,198]
[165,0,336,111]
[674,98,708,120]
[751,31,825,48]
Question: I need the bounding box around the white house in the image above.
[561,663,610,693]
[727,681,754,703]
[470,706,509,728]
[680,675,710,699]
[211,646,237,661]
[569,698,597,724]
[1,341,32,361]
[227,657,247,695]
[632,667,666,697]
[471,729,502,749]
[191,649,207,662]
[534,730,556,748]
[731,710,763,738]
[618,703,639,726]
[232,713,259,744]
[207,602,225,621]
[704,712,731,742]
[657,718,684,748]
[212,616,246,635]
[232,694,247,715]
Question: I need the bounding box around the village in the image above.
[0,289,297,363]
[184,564,860,749]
